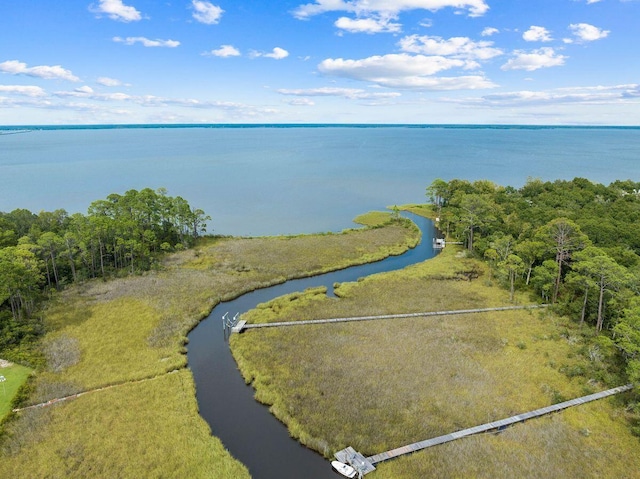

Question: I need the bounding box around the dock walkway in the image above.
[233,305,547,333]
[335,384,633,474]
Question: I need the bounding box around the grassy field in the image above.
[1,371,250,478]
[231,238,640,477]
[0,214,417,478]
[0,363,32,420]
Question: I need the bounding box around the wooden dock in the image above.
[334,447,376,476]
[232,305,547,333]
[335,384,633,474]
[231,320,246,333]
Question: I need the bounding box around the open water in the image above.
[1,125,639,236]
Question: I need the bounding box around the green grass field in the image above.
[0,363,32,420]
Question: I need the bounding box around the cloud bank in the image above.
[0,60,80,82]
[113,37,180,48]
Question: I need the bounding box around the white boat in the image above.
[331,460,357,478]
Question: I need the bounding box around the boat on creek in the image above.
[331,460,357,478]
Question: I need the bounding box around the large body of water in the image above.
[2,125,639,236]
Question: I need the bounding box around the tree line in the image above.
[0,188,210,362]
[427,177,640,390]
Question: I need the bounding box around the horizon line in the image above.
[2,123,640,130]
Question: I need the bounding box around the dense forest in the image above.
[428,177,640,396]
[0,187,210,363]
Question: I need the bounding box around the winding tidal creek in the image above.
[187,214,438,478]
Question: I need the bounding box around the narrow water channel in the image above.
[187,213,438,478]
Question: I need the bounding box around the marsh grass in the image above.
[231,242,640,477]
[37,298,185,395]
[376,404,640,479]
[181,221,419,276]
[353,211,394,226]
[0,371,249,479]
[0,219,418,477]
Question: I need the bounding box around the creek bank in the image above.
[187,212,438,479]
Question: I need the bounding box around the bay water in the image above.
[2,125,639,236]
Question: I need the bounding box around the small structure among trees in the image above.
[426,177,640,391]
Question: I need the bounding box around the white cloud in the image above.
[90,0,142,22]
[97,77,123,87]
[264,47,290,60]
[284,97,316,106]
[54,87,106,98]
[335,16,401,33]
[586,0,602,4]
[101,92,134,101]
[293,0,490,19]
[1,84,280,120]
[446,84,640,108]
[399,34,503,60]
[206,45,241,57]
[0,60,80,82]
[113,36,180,47]
[501,48,566,71]
[523,26,552,42]
[0,85,47,97]
[318,53,496,90]
[278,87,401,99]
[75,86,94,94]
[569,23,609,42]
[49,88,278,115]
[419,18,433,28]
[481,27,499,37]
[191,1,224,25]
[0,96,54,109]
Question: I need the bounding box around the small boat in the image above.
[331,460,357,478]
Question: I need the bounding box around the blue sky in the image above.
[1,0,639,125]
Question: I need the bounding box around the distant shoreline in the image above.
[0,129,32,135]
[1,123,640,132]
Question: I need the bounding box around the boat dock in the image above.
[433,238,463,249]
[334,447,376,476]
[335,384,633,475]
[231,305,547,333]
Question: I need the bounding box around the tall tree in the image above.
[37,232,63,288]
[458,194,498,252]
[426,178,449,218]
[536,218,588,303]
[531,260,557,302]
[514,238,546,285]
[499,253,524,302]
[613,300,640,386]
[564,270,596,325]
[0,246,43,320]
[573,247,631,332]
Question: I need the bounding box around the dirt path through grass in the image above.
[12,368,183,413]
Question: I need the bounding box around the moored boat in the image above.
[331,460,357,478]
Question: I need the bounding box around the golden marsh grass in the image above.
[231,243,640,477]
[0,371,249,478]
